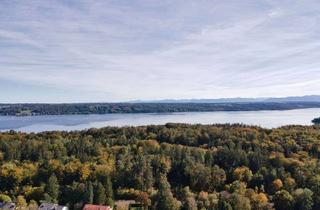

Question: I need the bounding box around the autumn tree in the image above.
[28,200,38,210]
[16,195,27,210]
[180,187,197,210]
[233,166,253,183]
[136,191,151,209]
[272,179,283,192]
[230,194,251,210]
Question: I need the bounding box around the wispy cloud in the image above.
[0,0,320,102]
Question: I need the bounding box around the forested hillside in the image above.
[1,102,320,116]
[0,124,320,210]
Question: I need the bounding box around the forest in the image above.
[312,117,320,125]
[0,123,320,210]
[1,102,320,116]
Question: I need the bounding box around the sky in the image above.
[1,0,320,103]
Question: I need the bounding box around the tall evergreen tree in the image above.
[155,176,181,210]
[84,181,94,204]
[45,174,59,203]
[103,175,114,206]
[94,182,106,205]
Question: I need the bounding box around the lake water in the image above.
[0,108,319,133]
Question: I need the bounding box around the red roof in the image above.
[82,204,112,210]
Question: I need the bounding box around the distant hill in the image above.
[1,95,320,116]
[265,95,320,103]
[131,95,320,103]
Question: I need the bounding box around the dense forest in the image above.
[1,102,320,116]
[0,124,320,210]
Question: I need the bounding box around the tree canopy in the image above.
[0,123,319,210]
[312,117,320,125]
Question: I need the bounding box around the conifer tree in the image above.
[103,175,114,206]
[45,174,59,203]
[94,182,106,205]
[84,181,94,204]
[155,176,181,210]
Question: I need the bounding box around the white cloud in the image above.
[0,0,320,102]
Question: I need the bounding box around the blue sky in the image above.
[1,0,320,103]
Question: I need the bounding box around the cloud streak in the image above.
[0,0,320,102]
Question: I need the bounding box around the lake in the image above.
[0,108,319,132]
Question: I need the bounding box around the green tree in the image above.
[292,188,313,210]
[155,176,181,210]
[273,190,293,210]
[217,199,233,210]
[187,163,211,192]
[310,175,320,208]
[211,165,227,191]
[103,175,114,206]
[84,181,94,204]
[45,174,60,203]
[0,194,12,203]
[94,182,106,205]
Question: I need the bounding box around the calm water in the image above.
[0,108,319,133]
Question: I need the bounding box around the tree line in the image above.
[1,102,320,116]
[0,123,319,210]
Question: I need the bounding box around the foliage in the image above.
[45,174,59,203]
[0,124,319,210]
[94,182,106,205]
[292,188,313,210]
[155,176,181,210]
[274,190,293,210]
[0,194,12,202]
[312,117,320,125]
[16,195,27,209]
[84,181,93,204]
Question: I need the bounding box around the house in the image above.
[0,202,16,210]
[38,203,69,210]
[82,204,113,210]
